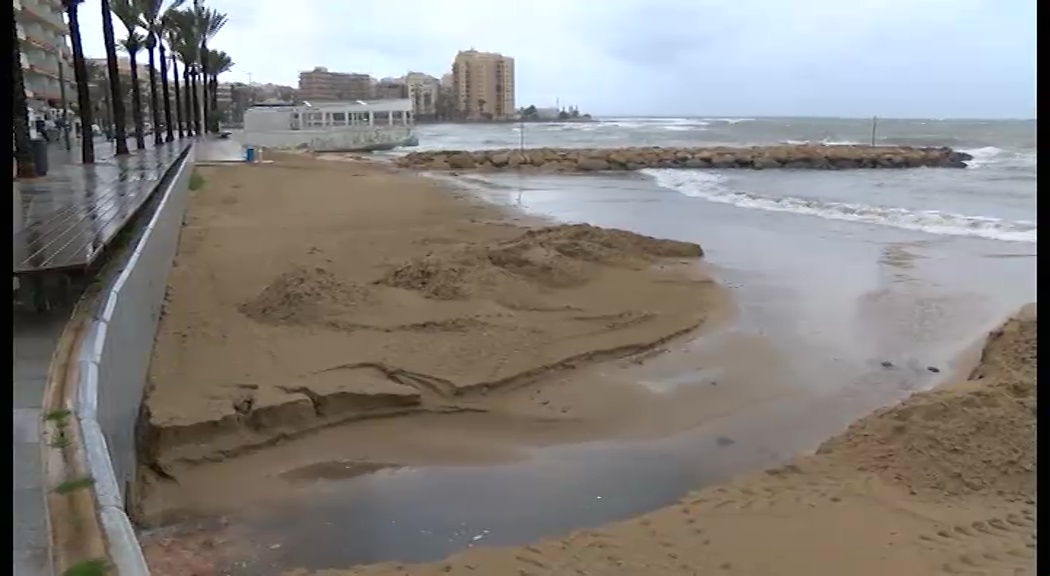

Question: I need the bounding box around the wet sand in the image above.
[138,154,732,523]
[138,153,1035,575]
[287,305,1036,576]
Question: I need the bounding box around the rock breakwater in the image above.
[396,145,974,172]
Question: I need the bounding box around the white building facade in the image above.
[15,0,74,113]
[242,99,417,152]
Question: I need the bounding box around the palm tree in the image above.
[166,39,184,138]
[100,0,129,155]
[13,9,36,178]
[143,32,162,145]
[162,10,189,137]
[166,8,197,136]
[169,7,201,134]
[195,6,227,133]
[62,0,94,163]
[142,0,183,142]
[203,48,232,130]
[112,0,145,150]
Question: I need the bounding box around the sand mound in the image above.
[238,266,373,325]
[817,310,1037,498]
[513,224,704,263]
[377,249,522,300]
[380,224,704,299]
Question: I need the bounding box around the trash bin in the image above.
[244,146,256,163]
[31,139,48,177]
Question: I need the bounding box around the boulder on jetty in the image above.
[396,145,973,172]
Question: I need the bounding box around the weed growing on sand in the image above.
[189,171,205,191]
[62,558,109,576]
[54,476,95,495]
[44,409,72,422]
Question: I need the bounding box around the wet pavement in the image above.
[195,139,246,163]
[13,305,73,576]
[13,140,191,274]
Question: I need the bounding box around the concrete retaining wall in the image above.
[72,143,196,575]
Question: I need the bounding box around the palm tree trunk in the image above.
[12,10,36,178]
[210,75,219,130]
[200,40,209,133]
[100,0,128,155]
[170,57,184,139]
[157,43,174,142]
[66,5,94,164]
[183,68,193,136]
[146,45,162,146]
[191,72,202,135]
[128,50,145,150]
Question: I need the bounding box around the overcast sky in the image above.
[74,0,1035,119]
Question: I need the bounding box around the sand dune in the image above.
[299,306,1036,576]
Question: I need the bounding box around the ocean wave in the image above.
[704,118,755,124]
[642,169,1036,244]
[781,139,862,146]
[664,125,709,132]
[960,146,1037,170]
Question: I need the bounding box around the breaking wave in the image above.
[643,169,1036,243]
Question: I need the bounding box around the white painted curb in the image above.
[72,144,195,576]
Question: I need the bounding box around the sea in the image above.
[223,118,1038,572]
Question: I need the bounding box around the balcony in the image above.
[19,1,68,34]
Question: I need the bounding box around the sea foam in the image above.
[642,168,1036,243]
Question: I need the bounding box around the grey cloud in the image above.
[69,0,1035,118]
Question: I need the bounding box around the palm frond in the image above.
[194,6,227,40]
[110,0,141,34]
[118,30,145,53]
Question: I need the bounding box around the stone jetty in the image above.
[396,145,973,172]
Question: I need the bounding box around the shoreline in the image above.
[137,150,1033,570]
[296,304,1037,576]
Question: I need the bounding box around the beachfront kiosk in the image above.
[243,99,417,153]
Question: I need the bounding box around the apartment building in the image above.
[86,57,152,80]
[15,0,75,111]
[405,72,440,117]
[298,67,374,101]
[451,50,515,120]
[374,79,407,100]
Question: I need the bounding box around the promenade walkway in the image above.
[12,138,197,576]
[14,141,187,274]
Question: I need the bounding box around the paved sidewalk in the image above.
[13,306,70,576]
[195,138,245,163]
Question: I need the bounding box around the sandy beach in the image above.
[138,153,730,522]
[292,304,1036,576]
[138,152,1035,576]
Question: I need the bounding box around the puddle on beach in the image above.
[140,315,959,574]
